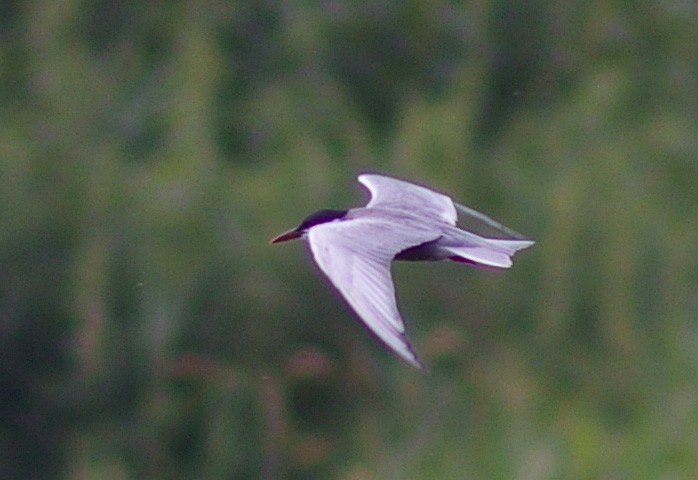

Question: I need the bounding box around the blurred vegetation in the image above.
[1,0,697,478]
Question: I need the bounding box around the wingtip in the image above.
[403,355,425,370]
[410,357,429,372]
[399,342,428,370]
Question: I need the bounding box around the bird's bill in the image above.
[270,229,302,244]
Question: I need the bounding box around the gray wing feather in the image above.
[454,202,531,240]
[307,217,438,368]
[358,174,457,225]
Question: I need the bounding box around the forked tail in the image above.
[444,237,534,268]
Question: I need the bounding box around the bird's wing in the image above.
[358,174,457,225]
[307,217,439,368]
[453,202,531,240]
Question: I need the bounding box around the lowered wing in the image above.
[307,216,439,368]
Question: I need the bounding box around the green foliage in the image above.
[2,1,697,478]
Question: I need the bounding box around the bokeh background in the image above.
[2,1,698,478]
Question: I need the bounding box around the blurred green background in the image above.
[2,1,698,478]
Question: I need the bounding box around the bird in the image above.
[270,173,534,368]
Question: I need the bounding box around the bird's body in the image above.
[271,174,534,368]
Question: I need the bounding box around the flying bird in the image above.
[271,174,534,368]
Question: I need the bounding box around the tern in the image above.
[271,173,534,368]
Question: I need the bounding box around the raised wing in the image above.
[307,216,439,368]
[454,202,531,240]
[358,174,457,225]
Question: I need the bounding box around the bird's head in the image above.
[270,209,348,243]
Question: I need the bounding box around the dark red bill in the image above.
[270,229,302,244]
